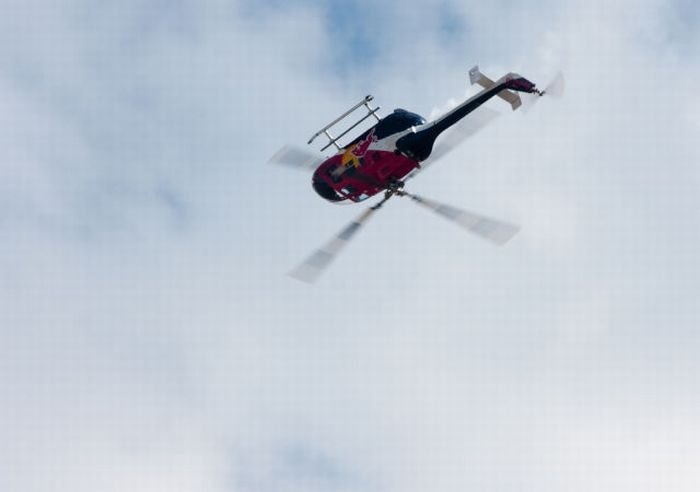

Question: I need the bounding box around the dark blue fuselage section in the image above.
[343,109,426,149]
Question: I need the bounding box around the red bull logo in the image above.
[342,128,377,168]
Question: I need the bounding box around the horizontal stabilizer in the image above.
[469,65,522,111]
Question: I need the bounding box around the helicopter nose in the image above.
[312,174,344,202]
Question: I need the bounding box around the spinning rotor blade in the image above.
[405,106,500,181]
[290,196,391,283]
[428,106,500,163]
[403,192,519,245]
[522,72,565,112]
[269,145,325,171]
[543,72,565,98]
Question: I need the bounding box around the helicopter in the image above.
[270,65,563,283]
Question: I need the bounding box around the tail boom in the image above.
[395,67,539,161]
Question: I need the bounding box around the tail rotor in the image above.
[523,72,565,112]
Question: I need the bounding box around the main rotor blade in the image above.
[405,106,500,181]
[289,196,390,283]
[404,192,519,245]
[269,145,325,171]
[429,106,500,162]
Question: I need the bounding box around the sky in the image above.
[1,0,699,491]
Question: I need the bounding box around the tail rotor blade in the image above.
[269,145,325,171]
[522,72,565,112]
[289,197,390,283]
[543,72,565,98]
[404,192,519,245]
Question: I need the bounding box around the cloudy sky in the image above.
[1,0,699,491]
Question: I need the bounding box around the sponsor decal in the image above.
[342,128,377,168]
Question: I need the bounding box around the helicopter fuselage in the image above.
[311,74,538,203]
[311,109,424,202]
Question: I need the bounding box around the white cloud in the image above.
[1,1,699,491]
